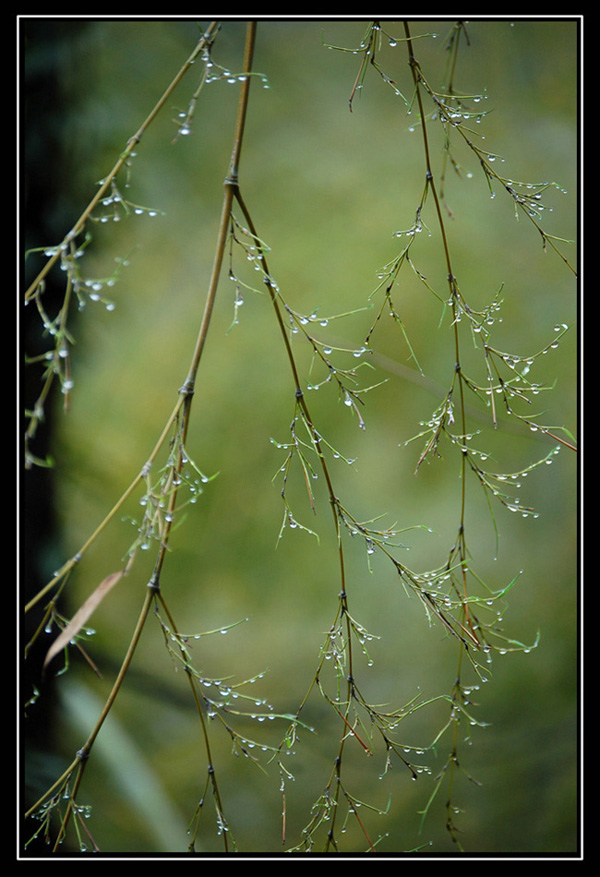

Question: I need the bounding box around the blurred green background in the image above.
[23,18,578,855]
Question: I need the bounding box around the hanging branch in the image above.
[25,23,259,854]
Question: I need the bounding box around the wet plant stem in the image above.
[24,21,221,304]
[233,162,358,855]
[404,21,477,646]
[403,23,480,843]
[25,23,258,852]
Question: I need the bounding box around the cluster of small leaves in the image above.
[278,566,503,852]
[313,19,575,850]
[280,618,443,852]
[172,30,270,142]
[323,20,439,111]
[286,303,386,420]
[364,194,438,372]
[153,602,309,849]
[334,496,431,567]
[123,442,216,557]
[289,779,392,853]
[403,299,573,477]
[407,25,575,270]
[24,174,163,470]
[23,23,226,471]
[26,781,96,853]
[91,176,165,227]
[317,619,446,775]
[225,213,270,328]
[270,395,392,543]
[336,491,539,667]
[227,214,389,541]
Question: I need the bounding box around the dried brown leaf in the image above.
[43,571,124,670]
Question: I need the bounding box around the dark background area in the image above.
[22,18,579,856]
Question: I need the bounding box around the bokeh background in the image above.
[23,18,579,856]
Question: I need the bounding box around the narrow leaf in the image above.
[44,570,124,670]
